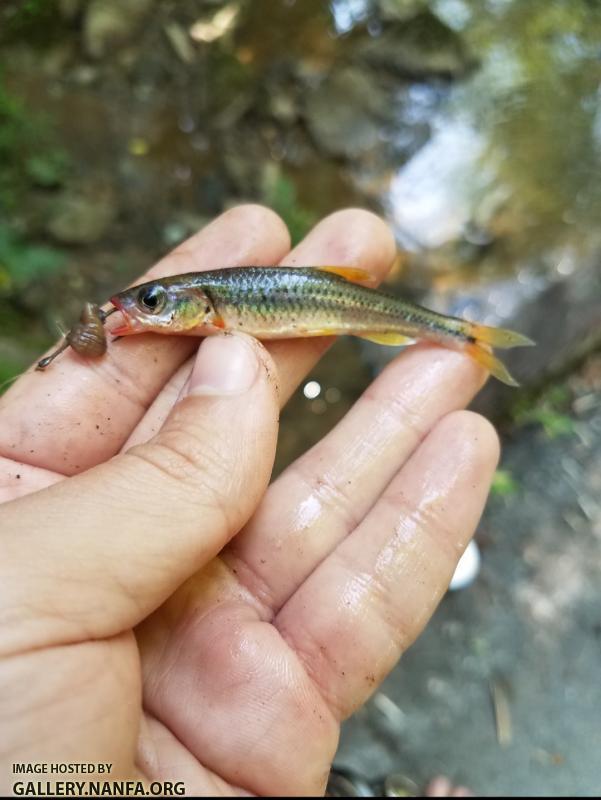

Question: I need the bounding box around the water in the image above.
[0,0,600,440]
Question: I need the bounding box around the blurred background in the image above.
[1,0,600,794]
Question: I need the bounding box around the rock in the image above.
[69,63,100,85]
[304,67,392,159]
[188,2,241,44]
[268,90,298,125]
[161,213,211,248]
[46,181,116,244]
[375,0,428,22]
[326,767,374,796]
[468,254,601,418]
[59,0,85,21]
[221,124,272,195]
[40,42,75,77]
[356,11,473,78]
[83,0,154,59]
[163,21,195,65]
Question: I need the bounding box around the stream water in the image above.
[1,0,600,460]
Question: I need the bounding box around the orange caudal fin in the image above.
[464,342,520,387]
[463,322,534,385]
[316,265,372,283]
[468,322,535,349]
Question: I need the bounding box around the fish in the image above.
[109,265,534,386]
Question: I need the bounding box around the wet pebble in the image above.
[304,67,391,159]
[84,0,154,59]
[46,180,116,244]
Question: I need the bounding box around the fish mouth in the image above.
[107,296,133,336]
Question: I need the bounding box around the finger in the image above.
[0,205,290,475]
[224,346,487,613]
[122,208,397,449]
[275,410,500,720]
[0,333,279,655]
[0,633,139,782]
[123,358,193,449]
[134,409,496,795]
[426,777,474,797]
[0,456,62,503]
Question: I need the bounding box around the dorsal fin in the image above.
[316,265,372,284]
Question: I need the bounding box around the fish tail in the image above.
[466,322,535,350]
[464,341,520,387]
[458,321,534,386]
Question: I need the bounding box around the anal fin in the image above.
[357,331,415,346]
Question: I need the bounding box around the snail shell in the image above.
[66,302,107,357]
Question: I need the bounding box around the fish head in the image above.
[110,280,217,335]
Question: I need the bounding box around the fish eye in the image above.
[138,286,166,313]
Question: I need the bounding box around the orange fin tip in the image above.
[317,265,372,283]
[465,342,519,387]
[357,331,415,346]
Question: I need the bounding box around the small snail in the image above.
[36,303,115,370]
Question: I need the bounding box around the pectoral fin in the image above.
[357,331,415,346]
[317,265,372,283]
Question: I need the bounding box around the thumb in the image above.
[1,333,279,654]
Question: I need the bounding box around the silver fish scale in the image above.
[200,267,412,336]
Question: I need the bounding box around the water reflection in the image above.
[389,119,485,250]
[383,0,601,284]
[330,0,368,34]
[0,0,599,418]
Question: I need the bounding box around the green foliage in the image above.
[0,71,70,209]
[0,74,68,341]
[511,384,575,439]
[1,0,62,44]
[25,150,69,187]
[0,354,27,393]
[18,0,48,17]
[0,76,29,165]
[491,468,519,497]
[0,224,65,292]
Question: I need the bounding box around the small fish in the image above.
[36,304,115,370]
[109,266,534,385]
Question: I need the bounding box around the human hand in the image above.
[0,207,499,796]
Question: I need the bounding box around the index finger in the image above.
[0,205,291,475]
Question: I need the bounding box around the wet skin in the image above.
[0,206,498,796]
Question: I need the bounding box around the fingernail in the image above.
[188,334,260,396]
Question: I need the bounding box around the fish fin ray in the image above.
[294,327,341,337]
[316,265,372,283]
[469,322,535,349]
[357,331,415,346]
[465,342,519,387]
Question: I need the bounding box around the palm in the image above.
[0,208,498,796]
[137,554,339,794]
